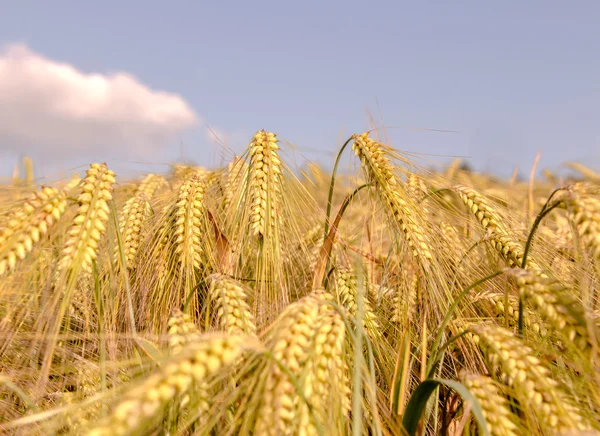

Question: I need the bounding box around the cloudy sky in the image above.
[1,1,599,180]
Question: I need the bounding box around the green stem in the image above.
[518,188,564,336]
[521,189,564,270]
[324,136,355,242]
[92,262,107,396]
[322,183,369,288]
[426,331,469,379]
[352,264,365,436]
[428,271,503,374]
[402,379,490,436]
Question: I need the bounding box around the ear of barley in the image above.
[32,165,114,394]
[461,373,519,436]
[141,174,212,326]
[87,334,258,436]
[248,130,282,238]
[406,173,429,213]
[310,296,350,428]
[203,170,219,189]
[446,158,463,180]
[174,173,209,271]
[566,162,600,181]
[298,296,349,433]
[0,186,66,276]
[454,185,503,231]
[392,268,418,327]
[352,132,432,263]
[194,165,213,180]
[223,156,248,210]
[507,268,591,351]
[494,234,542,270]
[440,219,468,259]
[454,185,543,270]
[171,163,195,182]
[60,163,115,274]
[483,292,547,337]
[254,294,321,436]
[307,162,327,188]
[225,130,290,323]
[469,324,590,432]
[136,173,168,199]
[166,310,208,416]
[303,222,325,246]
[168,310,200,355]
[116,192,152,269]
[135,203,179,328]
[440,221,462,250]
[64,174,82,192]
[567,190,600,262]
[335,267,380,339]
[254,291,348,436]
[207,273,257,336]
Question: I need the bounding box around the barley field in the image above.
[0,130,599,435]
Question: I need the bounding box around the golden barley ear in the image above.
[352,132,432,266]
[454,185,544,270]
[140,170,217,329]
[253,291,348,435]
[225,130,290,324]
[566,187,600,263]
[60,163,116,275]
[334,266,381,340]
[32,163,115,397]
[115,192,152,271]
[469,324,591,433]
[0,186,67,276]
[247,131,282,239]
[206,273,256,336]
[507,267,593,352]
[461,373,520,436]
[86,334,260,436]
[136,173,168,199]
[223,155,248,211]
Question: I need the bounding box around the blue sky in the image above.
[1,1,599,180]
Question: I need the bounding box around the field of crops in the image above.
[0,130,598,435]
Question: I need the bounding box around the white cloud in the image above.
[0,43,199,157]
